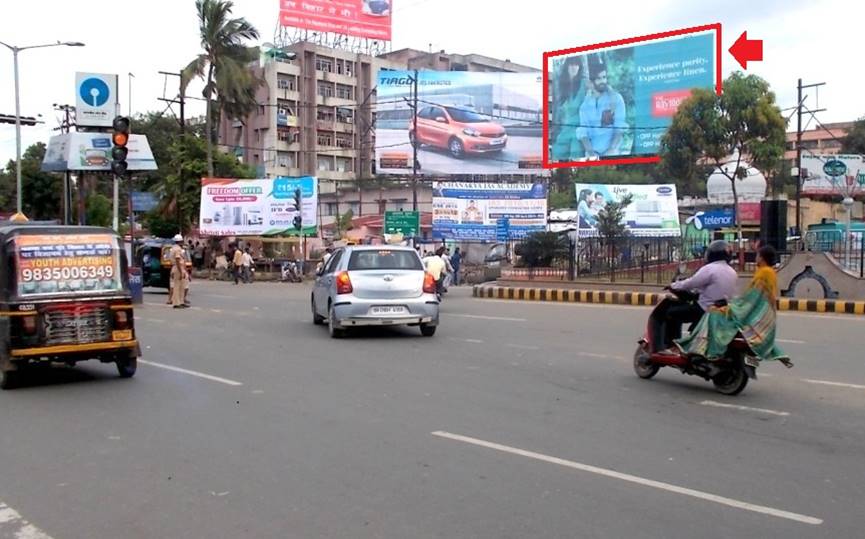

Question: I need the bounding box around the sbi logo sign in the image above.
[79,77,111,107]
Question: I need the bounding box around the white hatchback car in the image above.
[311,246,440,338]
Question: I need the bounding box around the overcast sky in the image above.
[2,0,862,165]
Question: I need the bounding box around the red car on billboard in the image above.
[409,105,508,159]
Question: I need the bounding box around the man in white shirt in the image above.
[241,247,254,283]
[424,248,446,295]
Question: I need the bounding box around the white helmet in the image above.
[173,234,183,243]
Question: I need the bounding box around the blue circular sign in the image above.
[79,77,110,107]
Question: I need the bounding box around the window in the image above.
[317,81,334,98]
[347,250,423,271]
[317,155,334,171]
[324,249,343,273]
[325,203,337,216]
[335,134,353,149]
[315,57,334,73]
[277,152,294,168]
[317,131,334,146]
[336,107,354,124]
[345,61,355,77]
[336,84,354,100]
[277,76,296,91]
[336,157,352,172]
[317,106,335,122]
[258,105,265,116]
[255,130,261,143]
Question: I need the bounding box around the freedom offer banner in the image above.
[199,177,318,237]
[432,182,547,241]
[574,183,680,237]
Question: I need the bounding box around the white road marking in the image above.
[802,379,865,390]
[578,351,613,359]
[210,309,223,314]
[143,318,166,324]
[0,500,54,538]
[699,400,790,417]
[203,294,233,299]
[776,338,806,344]
[448,337,485,344]
[432,431,822,526]
[138,360,243,386]
[506,344,540,351]
[449,313,527,322]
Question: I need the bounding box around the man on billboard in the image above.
[462,200,484,224]
[577,57,628,158]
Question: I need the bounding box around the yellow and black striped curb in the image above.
[472,285,865,315]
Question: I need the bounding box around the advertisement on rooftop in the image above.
[546,25,720,168]
[279,0,392,41]
[376,70,546,176]
[800,154,865,196]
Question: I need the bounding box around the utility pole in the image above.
[795,78,826,237]
[411,69,419,211]
[53,104,76,224]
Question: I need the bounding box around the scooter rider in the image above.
[658,240,738,353]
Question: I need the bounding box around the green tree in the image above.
[0,143,62,219]
[514,231,569,268]
[841,117,865,154]
[85,193,112,227]
[182,0,261,177]
[660,72,786,242]
[595,194,633,278]
[154,133,255,233]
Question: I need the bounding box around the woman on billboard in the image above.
[551,56,589,161]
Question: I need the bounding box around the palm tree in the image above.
[182,0,260,177]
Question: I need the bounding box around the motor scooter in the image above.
[633,288,785,396]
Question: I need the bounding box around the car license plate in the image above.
[744,356,760,368]
[370,306,407,316]
[112,330,133,341]
[489,137,504,145]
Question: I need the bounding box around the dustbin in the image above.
[128,267,144,304]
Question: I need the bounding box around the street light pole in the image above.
[0,40,85,215]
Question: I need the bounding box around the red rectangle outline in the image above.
[542,23,722,169]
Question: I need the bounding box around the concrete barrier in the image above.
[473,285,865,315]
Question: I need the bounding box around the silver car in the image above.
[312,245,440,338]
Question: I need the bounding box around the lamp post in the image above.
[0,40,85,215]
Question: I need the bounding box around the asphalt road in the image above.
[376,129,541,174]
[1,281,864,538]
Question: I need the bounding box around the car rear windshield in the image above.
[347,250,423,271]
[445,106,487,123]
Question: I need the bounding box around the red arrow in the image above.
[729,31,763,69]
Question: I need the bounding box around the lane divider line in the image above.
[449,313,527,322]
[431,431,822,526]
[801,379,865,390]
[138,360,243,386]
[699,400,790,417]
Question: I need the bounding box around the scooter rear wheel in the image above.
[712,366,748,395]
[633,343,660,379]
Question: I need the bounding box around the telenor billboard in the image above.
[376,71,546,176]
[545,24,720,168]
[279,0,392,41]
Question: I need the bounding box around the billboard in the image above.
[42,133,157,172]
[800,154,865,196]
[574,183,680,237]
[279,0,392,41]
[199,177,318,237]
[375,70,546,176]
[432,182,547,241]
[75,72,118,128]
[545,25,720,168]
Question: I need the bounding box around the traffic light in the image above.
[293,188,303,231]
[111,116,131,176]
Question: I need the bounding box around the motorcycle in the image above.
[632,287,785,396]
[281,261,303,283]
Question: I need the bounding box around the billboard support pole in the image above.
[795,78,827,239]
[411,69,419,212]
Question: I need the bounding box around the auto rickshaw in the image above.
[136,238,192,289]
[0,223,141,389]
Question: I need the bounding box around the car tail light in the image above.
[423,272,437,294]
[335,271,353,295]
[21,315,38,335]
[114,310,130,330]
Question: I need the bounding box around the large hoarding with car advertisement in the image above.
[279,0,392,41]
[432,182,547,241]
[546,25,719,168]
[574,183,680,237]
[376,70,547,176]
[199,177,318,237]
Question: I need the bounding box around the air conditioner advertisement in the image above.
[573,183,680,237]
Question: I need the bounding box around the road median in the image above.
[472,284,865,315]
